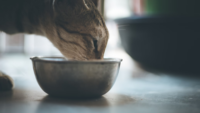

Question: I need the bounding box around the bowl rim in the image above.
[30,56,123,63]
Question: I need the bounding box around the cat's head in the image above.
[46,0,108,60]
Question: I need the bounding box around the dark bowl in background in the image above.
[116,16,200,75]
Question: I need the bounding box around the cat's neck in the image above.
[0,0,53,35]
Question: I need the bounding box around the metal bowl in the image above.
[30,57,122,98]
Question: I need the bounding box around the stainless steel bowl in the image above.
[30,57,122,98]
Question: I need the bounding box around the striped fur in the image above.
[0,0,108,60]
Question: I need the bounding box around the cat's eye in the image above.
[93,40,98,53]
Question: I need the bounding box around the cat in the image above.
[0,0,109,91]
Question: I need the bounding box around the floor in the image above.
[0,52,200,113]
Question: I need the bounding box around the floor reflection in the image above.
[35,93,134,113]
[37,95,110,107]
[36,93,134,107]
[103,93,135,107]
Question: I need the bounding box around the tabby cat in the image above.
[0,0,109,91]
